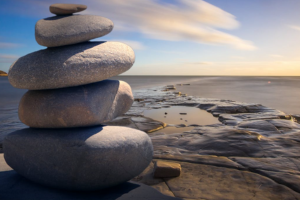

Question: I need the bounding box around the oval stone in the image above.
[19,80,133,128]
[35,15,113,47]
[8,42,135,90]
[3,126,153,190]
[50,4,87,15]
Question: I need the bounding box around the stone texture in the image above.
[18,80,133,128]
[154,161,181,178]
[153,154,244,170]
[3,82,300,199]
[151,126,300,158]
[120,88,300,198]
[292,114,300,123]
[35,15,113,47]
[50,4,87,15]
[0,153,180,200]
[9,42,135,90]
[104,116,167,133]
[132,161,177,197]
[136,161,300,200]
[3,126,153,191]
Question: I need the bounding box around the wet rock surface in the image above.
[125,86,300,199]
[2,84,300,199]
[134,159,300,200]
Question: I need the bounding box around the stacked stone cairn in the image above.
[4,3,153,191]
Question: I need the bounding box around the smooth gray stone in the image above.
[35,15,113,47]
[3,126,154,191]
[19,80,133,128]
[8,42,135,90]
[50,4,87,15]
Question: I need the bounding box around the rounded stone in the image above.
[3,126,153,191]
[50,4,87,15]
[19,80,133,128]
[35,15,113,47]
[8,42,135,90]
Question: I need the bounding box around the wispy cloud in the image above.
[288,25,300,31]
[89,0,256,50]
[22,0,256,50]
[154,50,185,55]
[0,54,19,63]
[185,61,214,65]
[113,40,146,50]
[0,42,22,49]
[231,56,245,59]
[269,54,283,58]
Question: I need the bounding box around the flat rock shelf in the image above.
[127,85,300,200]
[1,84,300,199]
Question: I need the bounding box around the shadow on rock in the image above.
[0,170,181,200]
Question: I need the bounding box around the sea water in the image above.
[1,76,300,135]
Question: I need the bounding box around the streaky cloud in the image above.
[113,40,146,50]
[0,43,22,49]
[289,25,300,31]
[0,54,19,63]
[17,0,257,50]
[87,0,256,50]
[185,61,214,65]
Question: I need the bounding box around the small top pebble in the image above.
[49,3,87,15]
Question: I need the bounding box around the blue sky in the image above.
[1,0,300,75]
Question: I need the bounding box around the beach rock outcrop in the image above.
[35,15,113,47]
[4,126,153,190]
[49,3,87,15]
[9,42,134,90]
[19,80,133,128]
[0,70,7,76]
[4,3,153,191]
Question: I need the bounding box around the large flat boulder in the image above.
[35,15,113,47]
[3,126,153,191]
[8,42,135,90]
[151,126,300,158]
[19,80,133,128]
[134,160,300,200]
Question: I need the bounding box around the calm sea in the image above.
[114,76,300,115]
[1,76,300,135]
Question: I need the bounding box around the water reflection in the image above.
[144,106,220,126]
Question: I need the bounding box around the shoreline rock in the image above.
[35,15,113,47]
[3,126,153,190]
[49,4,87,15]
[4,3,156,195]
[124,85,300,199]
[18,80,133,128]
[0,70,7,76]
[8,42,135,90]
[2,82,300,199]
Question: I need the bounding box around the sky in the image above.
[0,0,300,76]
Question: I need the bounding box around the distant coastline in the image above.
[0,70,8,76]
